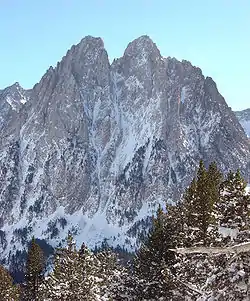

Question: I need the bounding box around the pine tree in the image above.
[94,250,138,300]
[22,237,44,301]
[0,265,20,300]
[219,169,250,238]
[207,169,250,300]
[134,206,180,300]
[207,161,223,204]
[206,161,224,245]
[181,160,222,247]
[41,235,96,300]
[181,177,198,247]
[174,167,250,300]
[78,242,97,300]
[193,160,214,245]
[174,161,223,298]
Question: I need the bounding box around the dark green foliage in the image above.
[8,237,53,285]
[194,160,213,245]
[134,206,179,299]
[174,163,250,299]
[22,237,45,300]
[182,160,222,246]
[219,169,250,233]
[93,242,134,267]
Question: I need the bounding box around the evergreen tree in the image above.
[207,169,250,300]
[174,161,223,298]
[181,177,198,246]
[207,161,223,204]
[41,235,96,300]
[219,169,250,238]
[181,160,222,247]
[134,205,180,300]
[192,160,216,245]
[94,250,138,300]
[0,265,20,300]
[175,166,250,300]
[22,237,44,301]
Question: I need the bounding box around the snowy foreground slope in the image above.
[0,35,250,266]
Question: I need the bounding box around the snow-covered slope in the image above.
[0,36,250,270]
[235,108,250,137]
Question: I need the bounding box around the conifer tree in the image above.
[22,237,44,301]
[174,161,223,298]
[94,250,119,298]
[174,166,250,300]
[95,249,138,300]
[207,169,250,299]
[0,265,20,300]
[194,160,212,245]
[219,169,250,238]
[181,160,222,247]
[134,205,180,300]
[207,161,223,203]
[41,234,96,301]
[181,177,198,246]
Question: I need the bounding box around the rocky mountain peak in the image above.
[2,81,24,96]
[10,82,22,89]
[33,35,110,111]
[62,36,104,63]
[0,35,249,272]
[124,35,160,57]
[78,35,104,49]
[112,35,164,95]
[35,36,107,89]
[0,82,28,110]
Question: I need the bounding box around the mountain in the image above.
[0,35,250,271]
[235,108,250,137]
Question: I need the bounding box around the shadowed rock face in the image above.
[235,108,250,137]
[0,35,249,262]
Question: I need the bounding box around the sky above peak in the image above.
[0,0,249,110]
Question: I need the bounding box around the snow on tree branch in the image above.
[169,241,250,255]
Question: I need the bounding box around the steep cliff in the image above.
[0,36,249,268]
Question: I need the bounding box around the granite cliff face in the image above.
[0,36,250,267]
[235,108,250,137]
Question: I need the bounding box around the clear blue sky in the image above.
[0,0,249,110]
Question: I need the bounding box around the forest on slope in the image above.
[1,160,250,300]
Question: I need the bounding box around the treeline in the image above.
[1,160,250,300]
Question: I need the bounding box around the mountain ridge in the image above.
[0,35,249,272]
